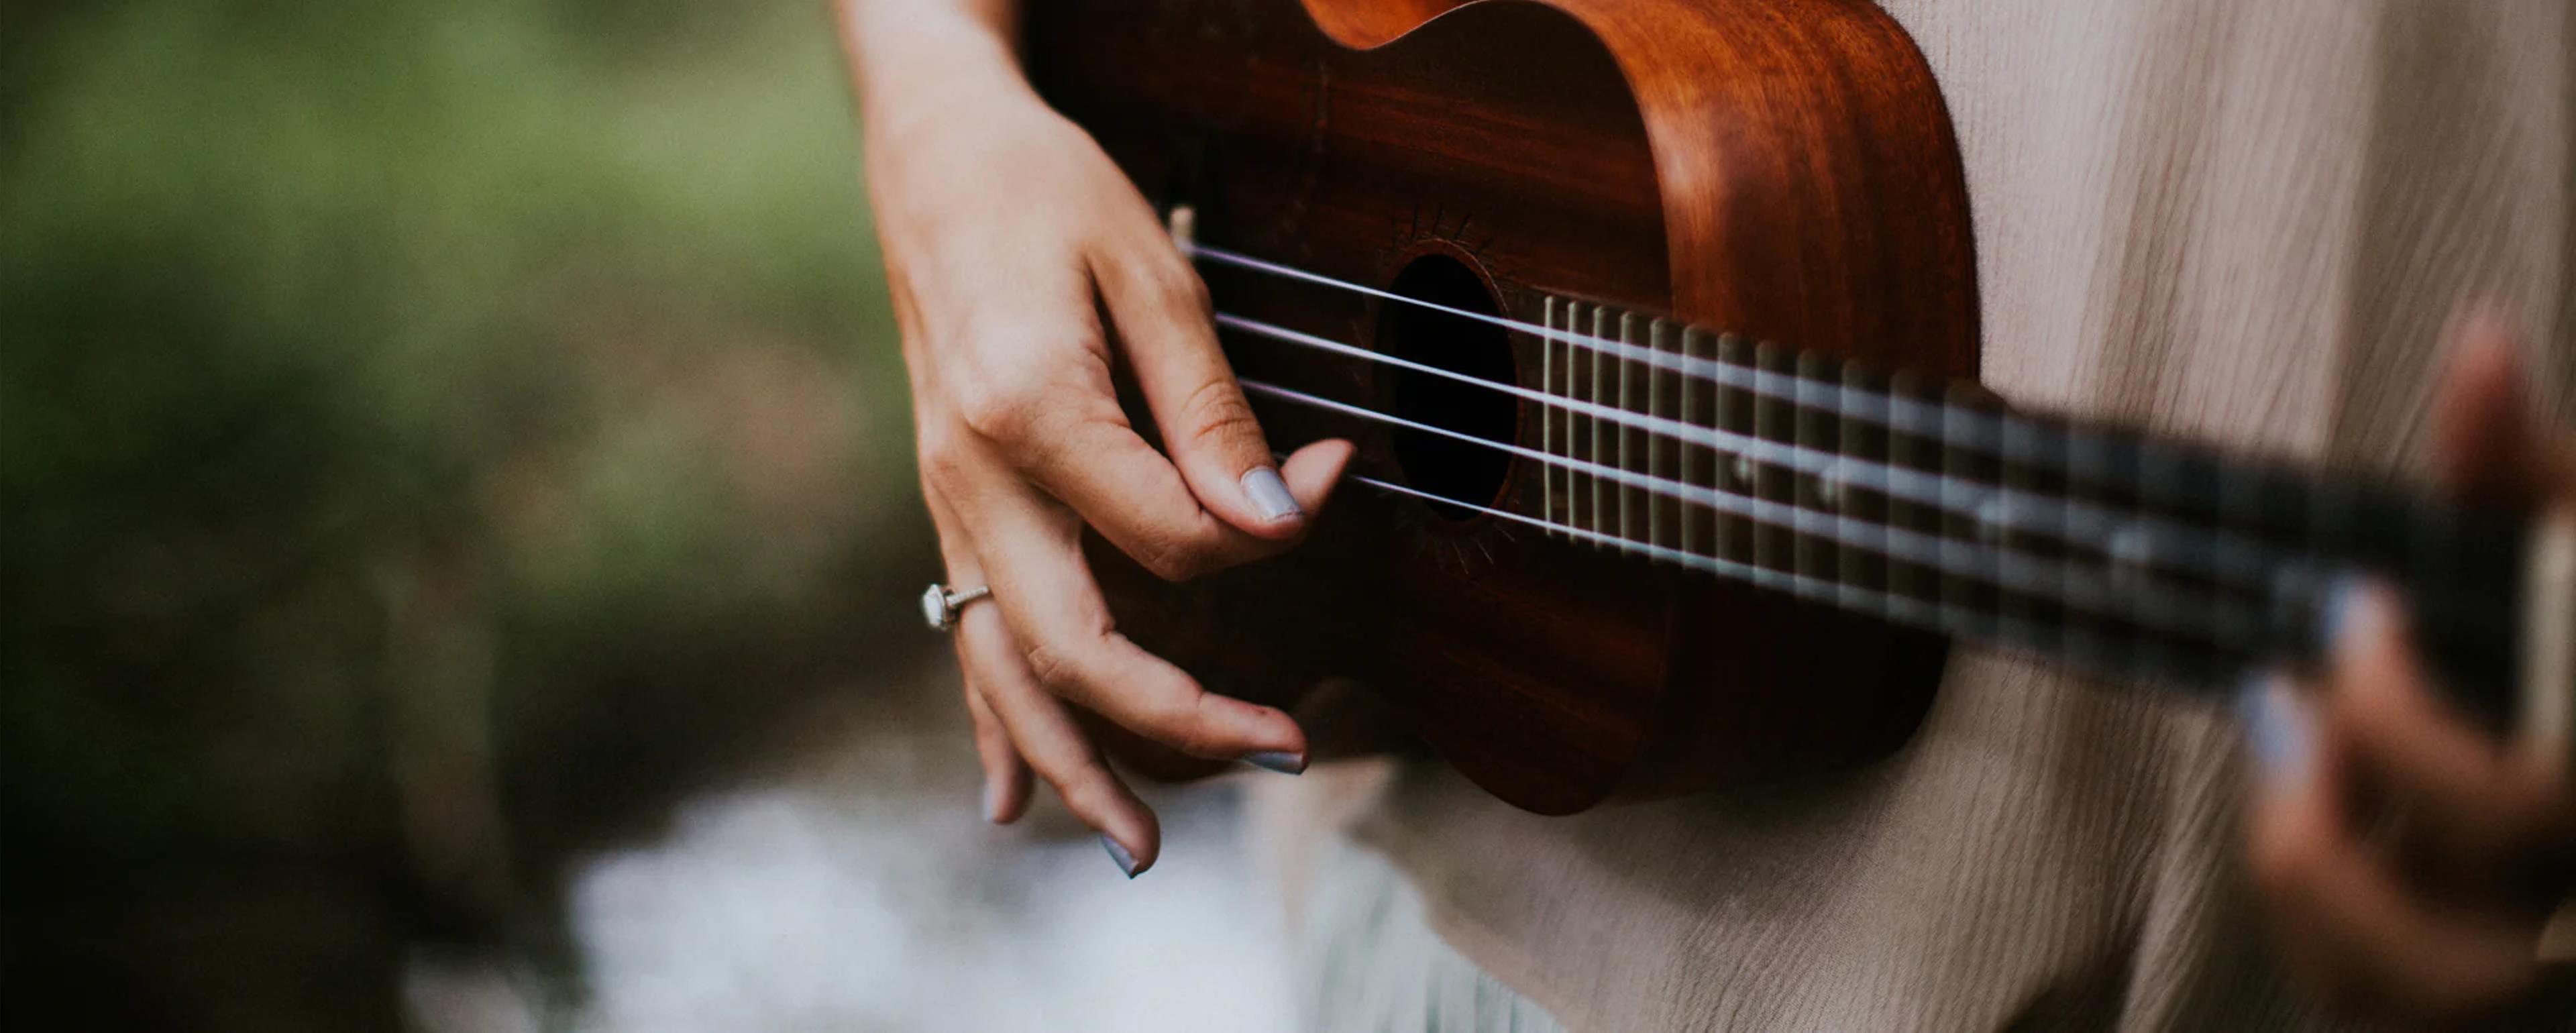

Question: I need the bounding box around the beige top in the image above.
[1261,0,2576,1028]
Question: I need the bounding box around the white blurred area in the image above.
[406,665,1298,1033]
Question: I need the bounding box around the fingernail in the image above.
[1242,466,1301,523]
[2322,575,2388,666]
[2236,672,2315,781]
[1100,835,1142,879]
[981,781,1006,824]
[1242,751,1306,775]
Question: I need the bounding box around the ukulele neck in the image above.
[1526,296,2566,743]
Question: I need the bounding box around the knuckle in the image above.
[1179,378,1263,449]
[916,426,970,484]
[1133,532,1218,582]
[1054,769,1124,821]
[961,692,1001,739]
[1021,639,1085,696]
[1142,260,1212,317]
[969,716,1004,753]
[1135,542,1195,582]
[953,373,1040,445]
[949,339,1094,446]
[973,727,1015,769]
[1155,694,1222,756]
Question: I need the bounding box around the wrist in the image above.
[843,4,1032,145]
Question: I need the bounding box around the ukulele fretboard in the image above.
[1528,296,2530,711]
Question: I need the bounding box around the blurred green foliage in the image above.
[2,0,928,1025]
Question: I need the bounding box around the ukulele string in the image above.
[1189,243,2293,585]
[1192,242,1983,445]
[1244,377,2270,648]
[1333,464,2251,671]
[1213,309,2279,589]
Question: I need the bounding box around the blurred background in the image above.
[2,1,1293,1028]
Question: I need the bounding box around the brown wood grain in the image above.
[1025,0,1979,812]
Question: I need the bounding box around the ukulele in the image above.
[1020,0,2575,814]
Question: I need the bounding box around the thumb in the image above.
[1096,248,1316,538]
[2432,307,2576,508]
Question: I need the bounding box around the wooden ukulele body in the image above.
[1026,0,1980,813]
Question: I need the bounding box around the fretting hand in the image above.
[2241,311,2576,1022]
[841,0,1354,876]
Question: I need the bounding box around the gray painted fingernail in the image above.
[981,781,1006,824]
[1100,835,1141,879]
[2320,574,2392,661]
[2320,574,2363,649]
[1242,466,1301,523]
[2236,673,2314,781]
[1243,751,1306,775]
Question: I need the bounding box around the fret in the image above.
[2102,432,2214,682]
[2137,441,2221,524]
[2290,478,2371,677]
[2065,427,2139,675]
[1888,372,1943,612]
[1564,301,1594,541]
[2056,430,2174,582]
[1648,318,1678,551]
[2225,456,2308,671]
[2142,441,2263,682]
[1589,305,1614,546]
[1679,326,1715,557]
[1754,343,1794,572]
[1715,335,1755,566]
[1619,312,1648,552]
[1795,350,1841,586]
[1541,296,1560,540]
[2000,413,2067,662]
[1840,364,1891,614]
[2137,441,2238,578]
[2245,461,2313,546]
[1941,385,2000,641]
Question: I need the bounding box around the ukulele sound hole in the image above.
[1380,254,1515,521]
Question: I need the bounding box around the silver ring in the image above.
[920,583,992,632]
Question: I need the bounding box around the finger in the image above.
[1278,437,1358,517]
[953,601,1160,876]
[960,481,1309,769]
[2323,582,2576,881]
[918,241,1278,580]
[963,671,1032,825]
[1092,238,1316,539]
[941,337,1301,582]
[922,482,1032,825]
[2432,308,2576,507]
[2247,697,2544,1018]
